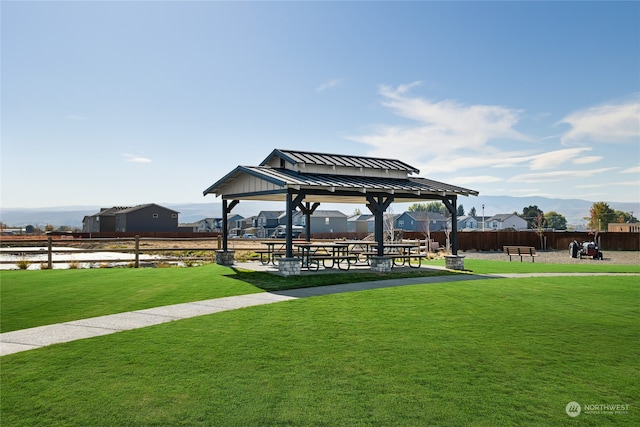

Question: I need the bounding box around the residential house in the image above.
[233,216,256,237]
[114,203,180,232]
[608,223,640,232]
[194,215,243,233]
[253,211,284,238]
[485,214,527,231]
[395,211,449,233]
[292,210,348,234]
[457,215,480,231]
[347,214,375,234]
[82,207,131,233]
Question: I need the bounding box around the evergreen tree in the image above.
[522,205,544,229]
[544,211,567,230]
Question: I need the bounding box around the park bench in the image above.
[503,246,537,262]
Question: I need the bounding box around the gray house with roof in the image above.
[114,204,180,232]
[291,209,348,234]
[83,206,131,232]
[395,211,449,232]
[348,214,375,234]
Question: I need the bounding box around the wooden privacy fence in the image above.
[0,236,223,269]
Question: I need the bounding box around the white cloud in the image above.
[316,78,342,92]
[123,154,152,164]
[621,165,640,174]
[449,175,503,185]
[576,180,639,189]
[350,83,599,176]
[572,156,602,165]
[527,148,592,170]
[559,98,640,143]
[66,114,85,120]
[509,168,617,183]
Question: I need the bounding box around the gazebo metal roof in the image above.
[203,165,477,203]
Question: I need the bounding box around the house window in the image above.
[398,220,404,227]
[325,217,330,225]
[153,213,159,219]
[171,214,177,218]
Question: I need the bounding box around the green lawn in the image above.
[0,265,454,332]
[0,264,260,332]
[424,257,640,274]
[2,277,638,426]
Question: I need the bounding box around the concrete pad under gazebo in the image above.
[203,149,478,275]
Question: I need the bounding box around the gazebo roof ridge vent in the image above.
[260,148,420,178]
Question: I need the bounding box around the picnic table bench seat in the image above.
[255,249,287,265]
[307,254,359,271]
[356,251,424,268]
[503,246,537,262]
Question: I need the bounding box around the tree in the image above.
[522,205,544,229]
[544,211,567,230]
[469,207,477,217]
[457,204,465,217]
[532,212,547,249]
[352,208,361,215]
[383,209,397,242]
[408,202,444,214]
[614,210,638,223]
[589,202,616,231]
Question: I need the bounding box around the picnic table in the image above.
[357,242,424,268]
[294,242,357,271]
[257,240,305,265]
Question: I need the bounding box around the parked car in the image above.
[242,233,257,239]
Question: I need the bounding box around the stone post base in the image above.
[278,257,301,276]
[370,256,392,273]
[444,255,465,270]
[216,250,235,266]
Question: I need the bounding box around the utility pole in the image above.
[482,204,485,231]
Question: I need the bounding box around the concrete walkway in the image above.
[2,271,638,357]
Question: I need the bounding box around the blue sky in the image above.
[2,1,639,209]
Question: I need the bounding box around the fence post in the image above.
[135,235,140,268]
[47,236,53,270]
[217,235,222,250]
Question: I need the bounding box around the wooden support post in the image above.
[442,196,459,255]
[221,199,239,251]
[135,235,140,268]
[47,236,53,270]
[366,195,394,256]
[299,201,320,242]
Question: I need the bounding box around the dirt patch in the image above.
[460,250,639,265]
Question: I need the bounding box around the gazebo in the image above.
[203,149,478,274]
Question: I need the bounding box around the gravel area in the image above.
[460,250,640,265]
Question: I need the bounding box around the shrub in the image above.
[16,259,30,270]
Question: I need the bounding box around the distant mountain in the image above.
[1,196,638,228]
